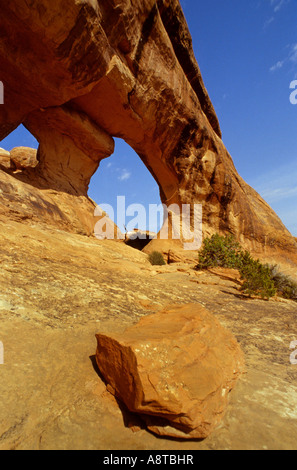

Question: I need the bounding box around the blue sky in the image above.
[180,0,297,235]
[1,0,296,235]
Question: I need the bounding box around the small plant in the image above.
[148,251,166,266]
[239,258,276,300]
[196,234,277,300]
[269,265,297,301]
[196,233,242,269]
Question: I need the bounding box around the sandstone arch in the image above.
[0,0,296,265]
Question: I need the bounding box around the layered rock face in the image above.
[96,304,245,440]
[0,147,12,171]
[0,0,296,261]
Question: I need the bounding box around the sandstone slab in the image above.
[96,304,245,440]
[0,218,297,449]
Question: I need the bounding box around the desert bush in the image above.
[148,251,166,266]
[196,234,276,300]
[269,265,297,301]
[239,258,276,300]
[196,234,242,269]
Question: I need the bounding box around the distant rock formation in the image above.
[125,229,156,251]
[10,147,38,170]
[0,146,38,174]
[0,0,296,264]
[96,303,245,440]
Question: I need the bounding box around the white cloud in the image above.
[264,0,290,29]
[264,16,275,28]
[269,43,297,72]
[270,60,284,72]
[289,43,297,64]
[253,162,297,201]
[270,0,289,12]
[251,161,297,235]
[261,185,297,202]
[118,169,131,182]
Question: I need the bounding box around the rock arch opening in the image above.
[89,138,164,250]
[0,125,38,172]
[0,124,38,152]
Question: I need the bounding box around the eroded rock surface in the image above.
[96,304,244,439]
[0,217,297,450]
[10,147,38,170]
[0,1,296,451]
[0,148,12,171]
[0,169,101,236]
[0,0,296,265]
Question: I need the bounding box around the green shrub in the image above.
[196,234,242,269]
[239,258,276,300]
[269,266,297,301]
[148,251,166,266]
[196,234,276,300]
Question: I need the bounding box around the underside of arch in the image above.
[0,0,296,264]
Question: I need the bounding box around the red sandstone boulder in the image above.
[96,303,245,439]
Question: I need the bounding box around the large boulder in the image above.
[10,147,38,170]
[96,303,245,440]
